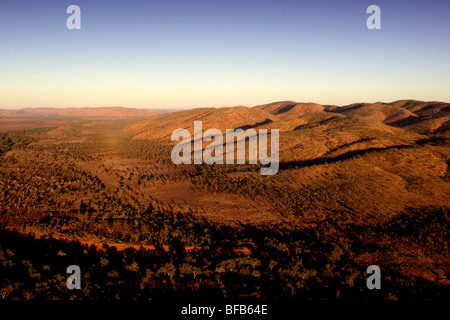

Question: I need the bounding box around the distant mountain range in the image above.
[0,107,170,118]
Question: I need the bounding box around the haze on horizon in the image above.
[0,0,449,110]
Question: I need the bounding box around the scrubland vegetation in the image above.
[0,100,449,300]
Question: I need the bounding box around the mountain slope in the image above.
[125,100,445,162]
[125,106,279,139]
[332,100,450,135]
[254,101,325,120]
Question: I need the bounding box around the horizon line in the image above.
[0,98,448,111]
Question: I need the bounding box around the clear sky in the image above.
[0,0,449,109]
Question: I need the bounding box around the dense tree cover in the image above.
[1,207,448,301]
[0,127,51,155]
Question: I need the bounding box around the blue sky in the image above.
[0,0,449,109]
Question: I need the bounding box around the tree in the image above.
[157,263,176,280]
[125,260,139,273]
[0,282,13,299]
[179,263,202,280]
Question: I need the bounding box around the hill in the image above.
[254,101,325,120]
[330,100,450,135]
[124,99,449,223]
[126,100,449,161]
[125,106,279,139]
